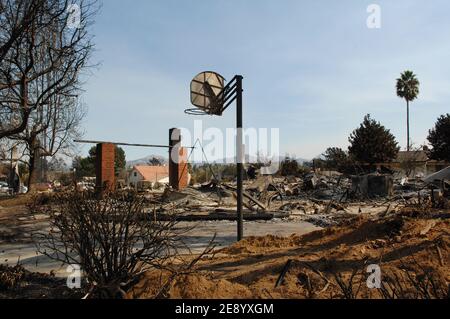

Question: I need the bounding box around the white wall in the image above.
[128,169,143,187]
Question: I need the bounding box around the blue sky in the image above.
[80,0,450,161]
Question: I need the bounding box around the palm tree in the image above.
[396,70,420,151]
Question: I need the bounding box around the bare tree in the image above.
[0,0,47,64]
[0,0,97,140]
[1,0,97,189]
[0,137,13,158]
[9,97,86,188]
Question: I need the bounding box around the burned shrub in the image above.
[33,191,195,298]
[0,265,26,291]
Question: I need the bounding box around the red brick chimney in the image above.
[95,143,115,192]
[169,128,189,190]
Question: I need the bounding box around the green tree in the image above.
[348,114,399,165]
[72,156,95,178]
[322,147,354,173]
[323,147,348,167]
[280,156,299,176]
[427,114,450,162]
[396,70,420,151]
[73,146,126,178]
[88,146,126,176]
[148,157,164,166]
[114,147,126,175]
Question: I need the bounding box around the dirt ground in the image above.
[1,195,449,299]
[129,208,450,299]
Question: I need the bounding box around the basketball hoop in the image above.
[184,108,211,116]
[187,71,225,116]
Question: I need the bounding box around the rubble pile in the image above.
[147,167,450,227]
[0,264,83,299]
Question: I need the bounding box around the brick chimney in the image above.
[169,128,189,190]
[95,143,115,192]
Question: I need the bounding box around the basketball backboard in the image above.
[189,71,225,115]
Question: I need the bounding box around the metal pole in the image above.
[74,140,195,149]
[407,101,410,152]
[236,75,244,241]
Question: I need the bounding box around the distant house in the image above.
[375,150,449,178]
[396,150,429,163]
[128,165,169,189]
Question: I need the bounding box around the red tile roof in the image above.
[134,165,168,183]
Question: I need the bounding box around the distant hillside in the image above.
[126,155,168,168]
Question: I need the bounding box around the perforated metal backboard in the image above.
[190,71,225,115]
